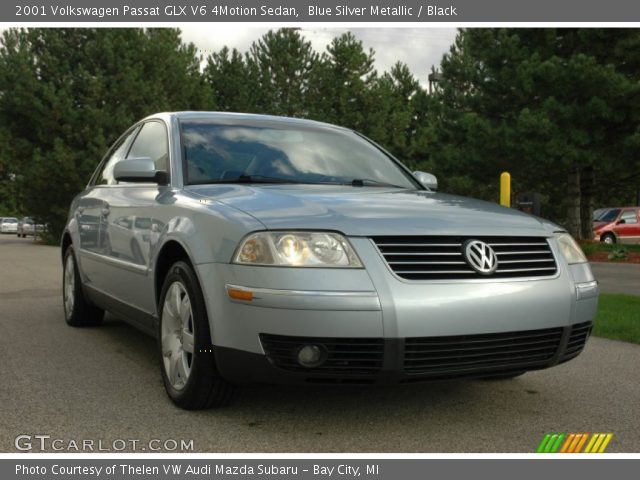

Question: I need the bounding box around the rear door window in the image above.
[620,210,638,224]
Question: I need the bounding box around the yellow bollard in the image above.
[500,172,511,207]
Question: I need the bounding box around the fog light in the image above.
[297,344,325,368]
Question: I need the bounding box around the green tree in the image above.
[247,28,318,116]
[203,46,258,112]
[0,28,206,239]
[308,32,377,132]
[431,28,640,235]
[365,62,426,165]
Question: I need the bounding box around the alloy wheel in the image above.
[63,255,75,317]
[161,281,195,390]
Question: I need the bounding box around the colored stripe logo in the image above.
[537,433,613,453]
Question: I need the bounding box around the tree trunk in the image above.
[580,166,595,240]
[566,167,581,239]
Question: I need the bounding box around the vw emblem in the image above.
[463,240,498,274]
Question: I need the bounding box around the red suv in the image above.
[593,207,640,244]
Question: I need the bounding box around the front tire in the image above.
[602,233,616,244]
[158,261,235,409]
[63,246,104,326]
[481,371,525,380]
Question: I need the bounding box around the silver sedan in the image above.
[62,112,598,409]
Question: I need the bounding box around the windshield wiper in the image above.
[348,178,406,188]
[192,174,305,185]
[190,175,407,188]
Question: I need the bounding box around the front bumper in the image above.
[214,321,592,385]
[196,237,599,385]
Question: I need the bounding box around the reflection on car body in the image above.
[107,215,164,265]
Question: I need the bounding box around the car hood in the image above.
[593,221,611,230]
[187,185,553,237]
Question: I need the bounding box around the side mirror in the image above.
[616,219,626,225]
[114,157,167,184]
[413,171,438,191]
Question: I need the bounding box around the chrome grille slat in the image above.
[373,236,557,281]
[495,250,552,256]
[382,252,461,256]
[488,242,548,247]
[377,243,462,247]
[498,259,555,264]
[496,267,557,273]
[394,270,477,275]
[388,261,467,265]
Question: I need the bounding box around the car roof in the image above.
[143,111,351,132]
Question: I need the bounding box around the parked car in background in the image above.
[16,217,35,237]
[0,217,18,234]
[61,112,599,409]
[593,207,640,244]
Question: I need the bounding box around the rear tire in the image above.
[158,261,235,409]
[63,246,104,326]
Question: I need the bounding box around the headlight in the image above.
[233,232,362,267]
[554,232,587,264]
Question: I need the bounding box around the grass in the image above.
[593,294,640,344]
[580,241,640,256]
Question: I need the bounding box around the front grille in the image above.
[373,236,557,280]
[404,327,563,377]
[260,334,384,375]
[561,321,592,361]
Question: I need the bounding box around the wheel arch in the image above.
[153,239,196,308]
[61,231,73,262]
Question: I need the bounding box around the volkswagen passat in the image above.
[61,112,598,409]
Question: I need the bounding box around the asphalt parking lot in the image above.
[590,262,640,296]
[1,234,639,453]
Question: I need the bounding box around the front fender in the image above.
[151,194,266,268]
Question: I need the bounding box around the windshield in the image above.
[180,121,419,189]
[3,218,17,223]
[597,209,620,222]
